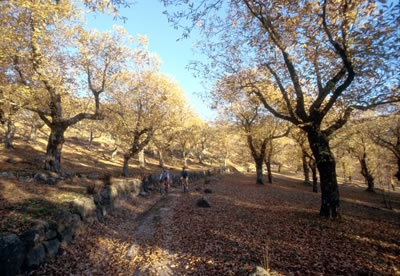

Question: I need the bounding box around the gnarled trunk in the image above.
[122,154,130,177]
[158,151,164,167]
[4,119,16,149]
[307,129,339,218]
[302,149,310,185]
[359,153,375,192]
[309,158,318,193]
[139,149,145,168]
[45,125,66,172]
[255,158,264,184]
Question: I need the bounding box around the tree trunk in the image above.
[224,152,229,168]
[159,151,164,167]
[87,130,94,150]
[395,158,400,182]
[111,147,118,160]
[359,154,375,192]
[139,149,145,168]
[29,126,38,143]
[183,150,187,167]
[4,119,16,149]
[302,150,310,185]
[255,158,264,184]
[309,159,318,193]
[265,143,273,183]
[122,154,130,177]
[307,129,339,218]
[45,126,66,172]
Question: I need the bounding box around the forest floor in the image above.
[1,130,400,275]
[31,172,400,276]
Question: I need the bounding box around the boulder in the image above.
[249,266,269,276]
[24,244,45,270]
[93,193,104,223]
[31,220,49,243]
[45,230,57,240]
[204,188,213,194]
[0,232,25,276]
[43,239,60,258]
[19,229,39,250]
[87,173,100,180]
[72,197,96,223]
[196,197,211,208]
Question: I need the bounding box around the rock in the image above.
[249,266,269,276]
[126,243,140,259]
[43,239,60,257]
[87,173,99,180]
[196,197,211,208]
[20,176,33,183]
[204,179,211,184]
[71,214,86,237]
[19,229,39,250]
[55,211,73,234]
[93,193,104,223]
[204,188,213,194]
[33,173,47,182]
[139,191,149,197]
[46,229,57,240]
[32,220,49,243]
[71,197,96,223]
[60,227,73,242]
[24,244,45,270]
[0,232,25,276]
[6,158,22,164]
[0,172,9,178]
[195,187,202,192]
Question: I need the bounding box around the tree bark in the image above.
[302,149,310,185]
[159,151,164,167]
[111,147,118,160]
[183,150,188,167]
[4,119,16,149]
[45,125,66,172]
[309,159,318,193]
[359,153,375,192]
[307,129,339,218]
[255,158,264,184]
[139,149,145,168]
[122,154,130,177]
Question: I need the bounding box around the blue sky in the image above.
[84,0,215,121]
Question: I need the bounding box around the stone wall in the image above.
[0,169,226,275]
[0,177,142,276]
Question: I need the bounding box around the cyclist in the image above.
[159,167,170,194]
[180,166,189,192]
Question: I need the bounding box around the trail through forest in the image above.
[33,173,400,275]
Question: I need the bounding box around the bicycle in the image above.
[181,177,189,193]
[160,177,169,194]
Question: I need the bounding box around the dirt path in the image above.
[131,190,182,276]
[33,173,400,275]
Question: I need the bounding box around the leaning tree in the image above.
[162,0,400,217]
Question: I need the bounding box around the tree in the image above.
[1,0,133,172]
[290,127,318,192]
[108,67,186,176]
[369,113,400,182]
[162,0,400,217]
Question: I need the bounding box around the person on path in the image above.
[159,167,170,194]
[180,166,189,192]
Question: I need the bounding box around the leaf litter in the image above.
[33,173,400,275]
